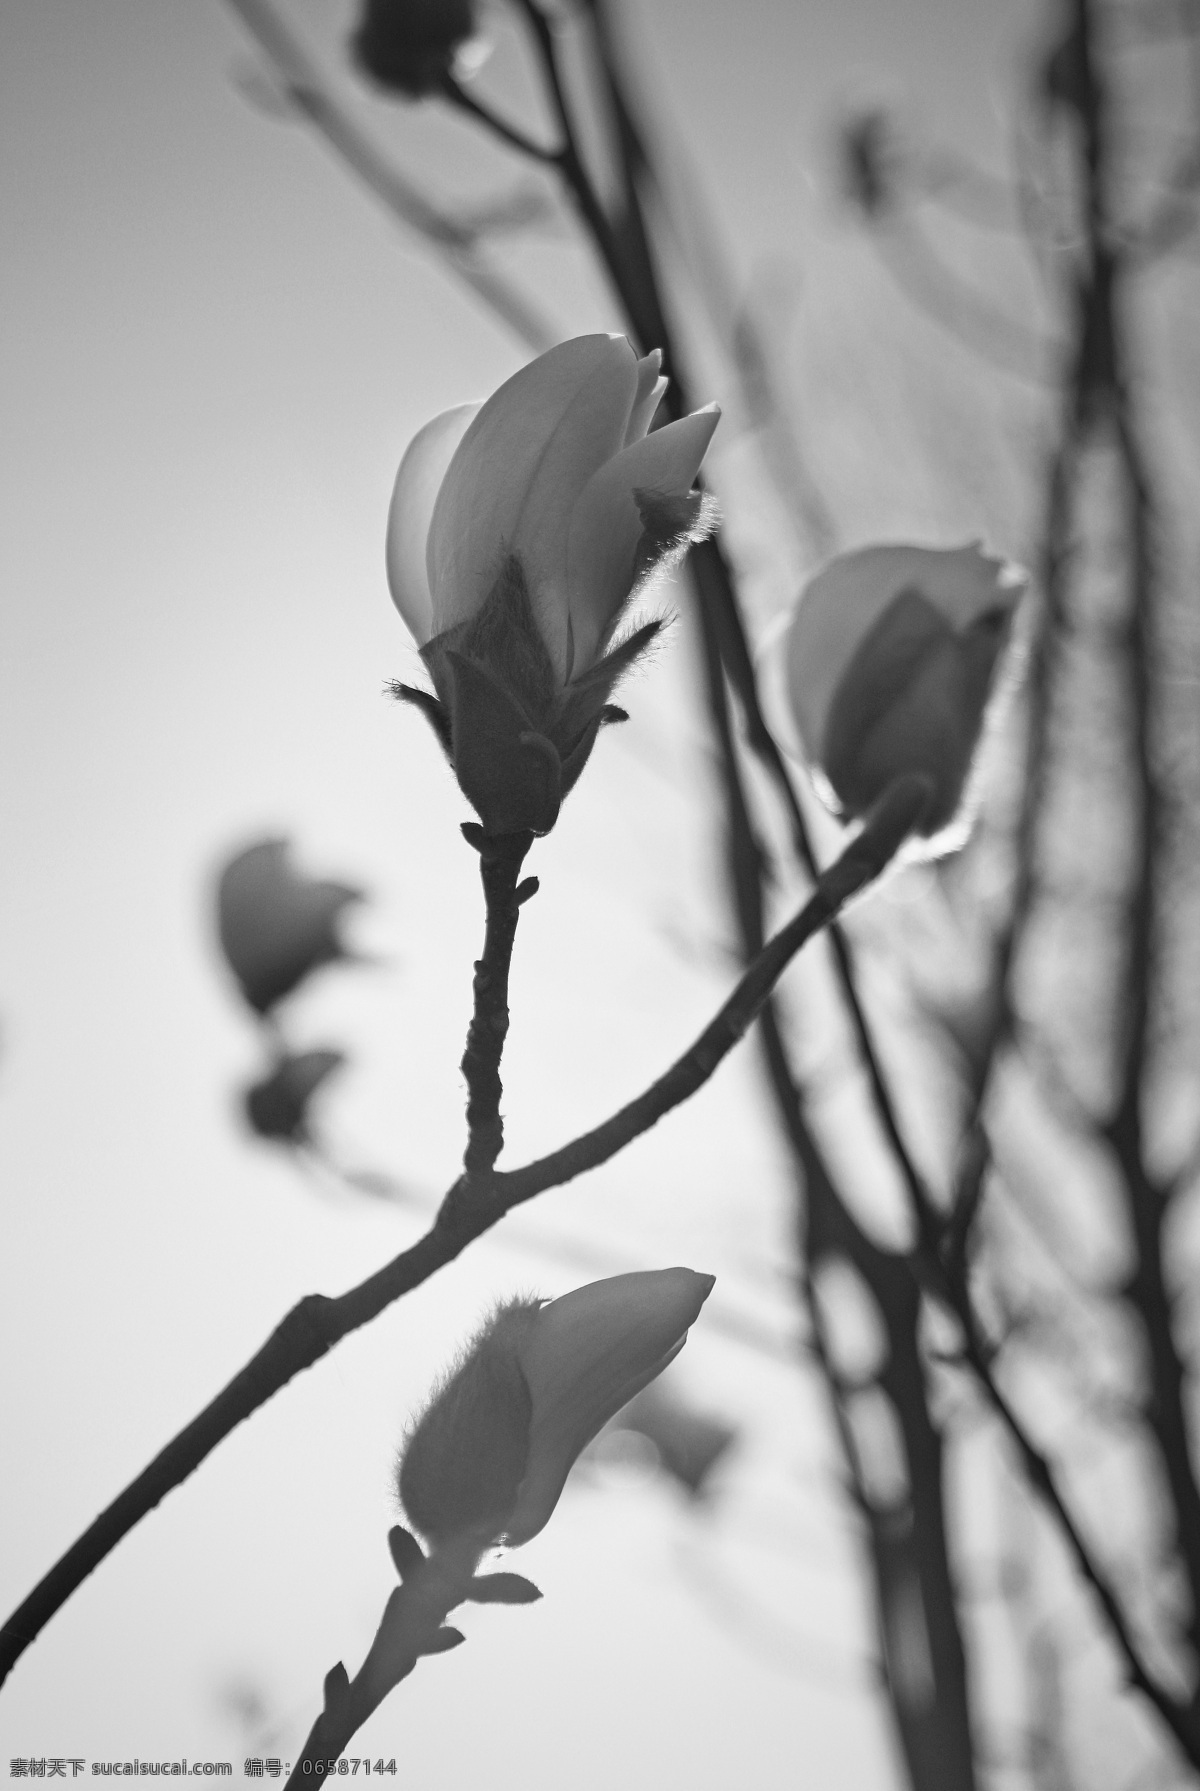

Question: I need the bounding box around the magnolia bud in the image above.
[782,543,1027,839]
[396,1269,714,1549]
[353,0,475,98]
[386,335,719,837]
[216,838,362,1015]
[243,1049,344,1144]
[839,108,900,219]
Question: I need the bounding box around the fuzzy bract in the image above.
[397,1268,715,1548]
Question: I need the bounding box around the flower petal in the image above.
[624,349,667,446]
[504,1267,714,1546]
[565,405,720,671]
[783,542,1026,770]
[386,402,480,645]
[427,336,638,662]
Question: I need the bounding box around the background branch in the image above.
[226,0,557,350]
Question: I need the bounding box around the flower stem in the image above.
[461,830,535,1178]
[288,1540,483,1785]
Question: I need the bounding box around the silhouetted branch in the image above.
[0,799,914,1689]
[225,0,557,350]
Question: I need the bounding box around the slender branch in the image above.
[1106,252,1200,1675]
[460,831,534,1177]
[516,0,645,328]
[439,71,561,164]
[949,1292,1200,1761]
[497,780,929,1209]
[0,796,917,1690]
[869,216,1060,386]
[224,0,557,352]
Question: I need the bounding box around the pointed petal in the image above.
[565,405,720,671]
[428,336,638,665]
[386,403,480,644]
[504,1268,714,1545]
[624,349,666,445]
[784,542,1027,765]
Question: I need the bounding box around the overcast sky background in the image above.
[0,0,1126,1781]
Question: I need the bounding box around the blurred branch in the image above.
[554,12,982,1781]
[224,0,558,351]
[919,147,1039,234]
[560,0,1200,1762]
[0,803,914,1690]
[584,5,838,555]
[869,214,1060,385]
[1131,7,1200,257]
[439,69,559,163]
[927,3,1200,1756]
[563,0,946,1265]
[1048,0,1200,1704]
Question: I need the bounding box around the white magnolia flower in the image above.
[781,542,1028,839]
[386,334,720,835]
[397,1268,715,1548]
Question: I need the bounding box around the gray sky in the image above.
[2,0,1053,1779]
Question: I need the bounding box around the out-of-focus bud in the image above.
[397,1269,715,1548]
[216,839,363,1015]
[1036,4,1093,124]
[610,1382,737,1501]
[386,334,720,836]
[243,1048,344,1144]
[352,0,475,99]
[781,543,1028,841]
[839,108,900,220]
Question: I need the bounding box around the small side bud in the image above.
[419,1625,466,1655]
[839,108,901,219]
[243,1049,344,1145]
[216,838,363,1016]
[352,0,476,98]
